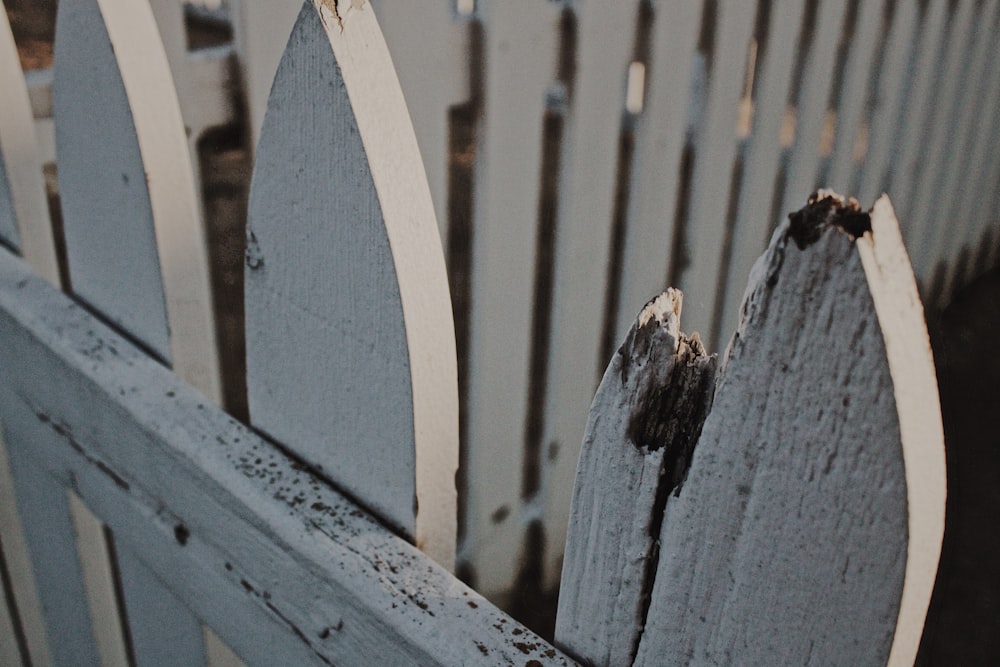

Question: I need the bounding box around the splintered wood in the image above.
[556,192,945,667]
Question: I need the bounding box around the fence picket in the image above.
[460,1,563,596]
[934,1,1000,297]
[554,290,715,666]
[678,0,758,341]
[244,2,458,568]
[539,0,642,591]
[369,0,469,235]
[853,0,921,207]
[905,0,977,278]
[0,11,58,285]
[881,0,951,253]
[822,0,886,194]
[777,0,850,219]
[614,0,701,347]
[602,194,943,666]
[0,432,49,667]
[1,419,103,666]
[716,0,808,349]
[51,0,226,662]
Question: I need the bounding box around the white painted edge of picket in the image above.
[861,195,946,667]
[310,0,460,568]
[94,0,223,404]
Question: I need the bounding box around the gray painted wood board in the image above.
[632,194,943,666]
[245,1,458,567]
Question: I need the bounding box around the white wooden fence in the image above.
[0,0,989,663]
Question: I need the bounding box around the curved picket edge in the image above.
[628,191,934,665]
[0,11,59,287]
[313,3,458,568]
[858,195,946,667]
[93,0,222,402]
[246,1,457,568]
[94,0,222,402]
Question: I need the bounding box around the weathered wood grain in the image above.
[0,246,572,666]
[555,290,715,667]
[245,1,458,568]
[627,192,943,666]
[54,0,222,400]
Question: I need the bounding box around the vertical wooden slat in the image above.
[244,2,458,567]
[56,0,223,398]
[614,0,701,346]
[716,0,807,348]
[853,0,921,206]
[629,194,944,666]
[777,0,850,219]
[229,0,302,150]
[0,10,59,285]
[902,0,977,278]
[52,0,224,663]
[928,1,999,299]
[538,0,642,592]
[117,547,208,667]
[878,0,950,251]
[675,0,757,340]
[2,421,103,666]
[67,493,131,667]
[0,12,58,666]
[460,1,562,596]
[821,0,886,193]
[554,290,716,667]
[0,432,49,667]
[369,0,469,236]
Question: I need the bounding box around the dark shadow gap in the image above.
[197,123,251,423]
[510,6,577,640]
[0,534,33,667]
[598,0,653,371]
[710,0,772,351]
[103,526,137,667]
[766,0,820,231]
[447,15,484,589]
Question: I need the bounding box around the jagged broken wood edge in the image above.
[554,288,716,667]
[629,192,944,666]
[555,192,945,666]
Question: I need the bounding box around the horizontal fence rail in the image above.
[0,247,571,666]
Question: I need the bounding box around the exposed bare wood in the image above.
[555,290,715,667]
[626,192,943,665]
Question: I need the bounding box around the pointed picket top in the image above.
[555,289,716,666]
[558,191,945,666]
[0,10,59,287]
[245,1,458,568]
[53,0,221,402]
[632,191,943,666]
